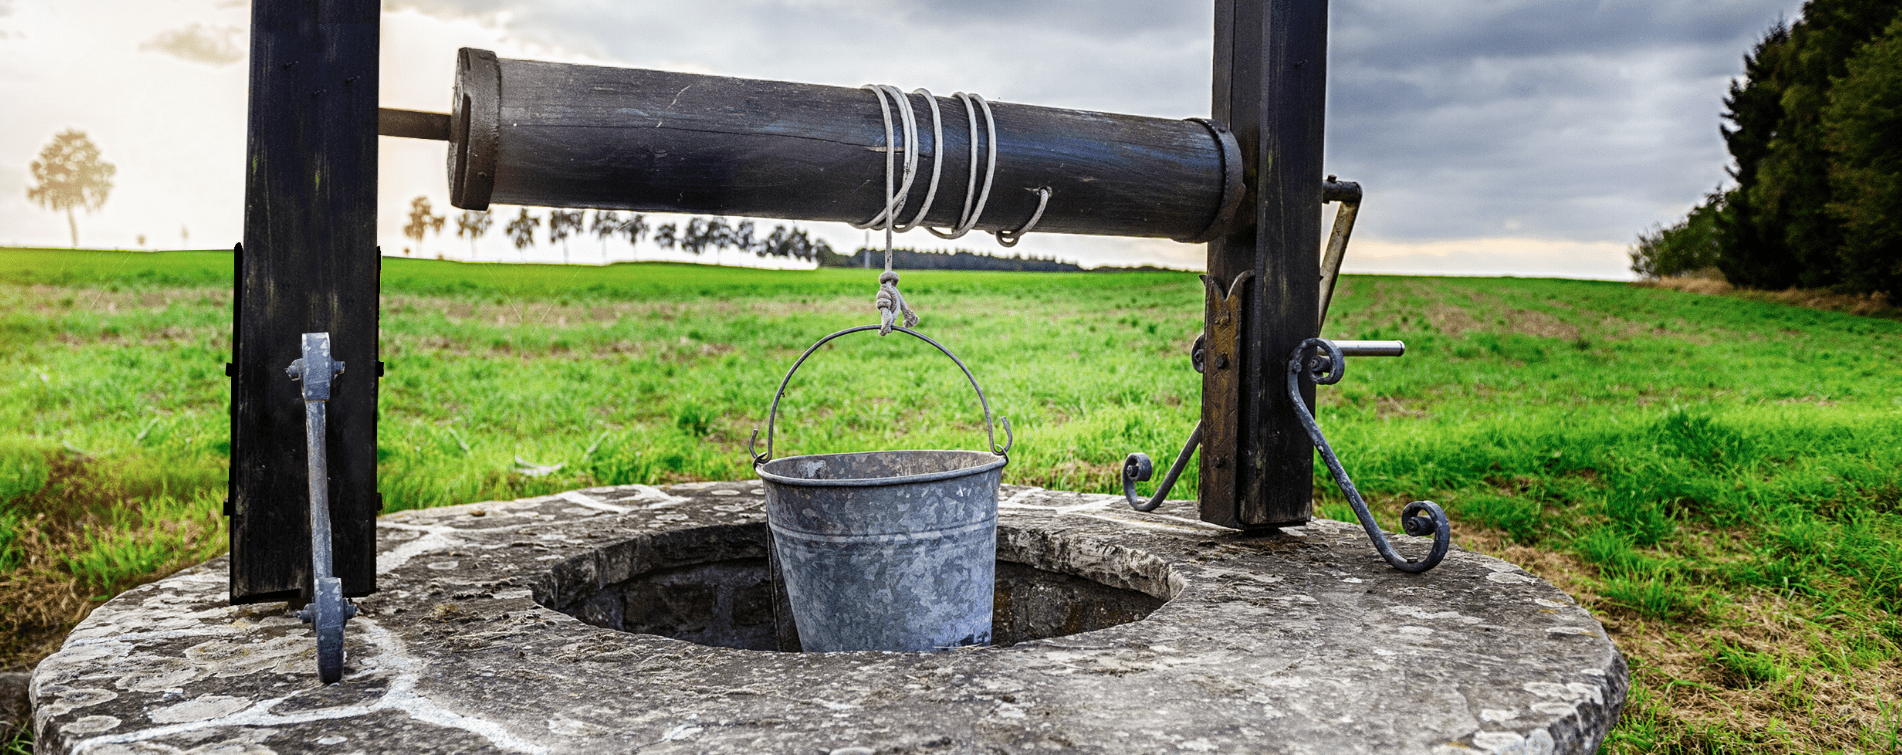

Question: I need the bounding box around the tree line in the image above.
[403,198,834,265]
[1634,0,1902,302]
[822,246,1087,272]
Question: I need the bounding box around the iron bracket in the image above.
[286,332,357,683]
[1288,337,1450,573]
[1123,340,1416,520]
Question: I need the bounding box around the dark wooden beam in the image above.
[446,51,1244,243]
[231,0,381,603]
[1202,0,1329,529]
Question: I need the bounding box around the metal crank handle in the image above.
[1123,421,1203,512]
[287,332,356,683]
[1288,337,1449,573]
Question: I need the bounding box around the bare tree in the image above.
[591,210,621,264]
[403,196,446,257]
[27,129,116,248]
[548,209,584,263]
[456,209,493,260]
[505,208,539,257]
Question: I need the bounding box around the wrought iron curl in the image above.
[1289,337,1450,573]
[1122,422,1202,512]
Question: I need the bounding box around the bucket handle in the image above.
[750,325,1012,464]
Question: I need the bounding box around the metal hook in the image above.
[1288,337,1450,573]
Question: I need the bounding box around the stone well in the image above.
[31,483,1626,754]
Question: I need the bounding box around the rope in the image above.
[852,85,1053,333]
[850,85,923,335]
[925,92,997,240]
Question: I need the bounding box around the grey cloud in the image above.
[1332,0,1790,64]
[1316,0,1800,241]
[380,0,1801,254]
[141,23,245,65]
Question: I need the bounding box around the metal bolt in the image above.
[1213,456,1228,469]
[1215,354,1230,370]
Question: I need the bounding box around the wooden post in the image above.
[1201,0,1329,529]
[229,0,381,603]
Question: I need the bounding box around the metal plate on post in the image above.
[1199,271,1250,527]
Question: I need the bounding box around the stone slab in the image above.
[32,483,1626,754]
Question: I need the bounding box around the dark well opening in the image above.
[533,523,1181,651]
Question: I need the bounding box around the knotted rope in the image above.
[851,85,1052,333]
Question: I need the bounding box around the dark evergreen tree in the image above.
[1716,22,1800,289]
[1717,1,1902,292]
[1824,16,1902,301]
[1771,1,1901,286]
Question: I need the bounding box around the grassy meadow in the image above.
[3,248,1901,754]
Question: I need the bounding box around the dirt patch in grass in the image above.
[1427,303,1481,336]
[1609,595,1901,753]
[0,453,225,672]
[1635,277,1900,321]
[1457,524,1902,754]
[1505,309,1581,340]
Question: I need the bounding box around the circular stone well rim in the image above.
[31,482,1628,755]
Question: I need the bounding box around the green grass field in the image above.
[3,248,1900,754]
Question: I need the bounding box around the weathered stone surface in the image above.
[32,483,1626,754]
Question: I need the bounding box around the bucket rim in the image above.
[756,449,1007,488]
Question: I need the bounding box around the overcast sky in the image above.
[1,0,1803,276]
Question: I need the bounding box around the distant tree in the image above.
[653,222,677,250]
[404,196,446,257]
[591,210,621,263]
[1630,191,1725,279]
[680,217,712,257]
[758,225,791,258]
[731,219,757,259]
[705,217,739,264]
[136,233,147,247]
[456,209,493,260]
[26,129,116,248]
[180,225,189,247]
[620,213,649,257]
[1823,15,1902,301]
[1718,1,1902,291]
[505,208,539,255]
[548,209,585,263]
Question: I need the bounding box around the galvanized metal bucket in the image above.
[751,325,1012,652]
